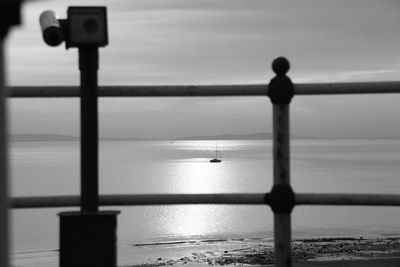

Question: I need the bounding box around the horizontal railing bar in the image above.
[7,82,400,97]
[10,193,268,208]
[296,82,400,95]
[102,193,267,205]
[12,195,80,208]
[10,193,400,209]
[8,85,266,97]
[296,193,400,206]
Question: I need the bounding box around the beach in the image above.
[119,235,400,267]
[12,234,400,267]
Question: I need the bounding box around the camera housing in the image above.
[67,7,108,47]
[39,7,108,48]
[39,10,64,46]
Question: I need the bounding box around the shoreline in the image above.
[12,234,400,266]
[120,235,400,267]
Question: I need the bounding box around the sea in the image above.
[9,139,400,266]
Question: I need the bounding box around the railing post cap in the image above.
[272,57,290,75]
[268,57,293,104]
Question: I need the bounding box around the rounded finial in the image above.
[272,57,290,75]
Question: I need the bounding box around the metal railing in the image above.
[7,57,400,266]
[10,193,400,209]
[7,81,400,97]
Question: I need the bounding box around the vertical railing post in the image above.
[268,57,295,267]
[0,3,22,267]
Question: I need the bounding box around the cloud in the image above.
[8,0,400,86]
[6,0,400,138]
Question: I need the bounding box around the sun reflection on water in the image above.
[165,142,231,237]
[172,160,227,193]
[168,205,218,237]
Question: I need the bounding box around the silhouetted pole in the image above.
[0,37,8,267]
[268,57,295,267]
[79,47,99,212]
[0,34,8,267]
[0,2,22,267]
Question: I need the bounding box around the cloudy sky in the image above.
[5,0,400,139]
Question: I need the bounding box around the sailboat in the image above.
[210,143,222,163]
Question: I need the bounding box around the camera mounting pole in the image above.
[67,6,109,213]
[79,46,99,212]
[40,7,119,267]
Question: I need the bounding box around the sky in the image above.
[4,0,400,139]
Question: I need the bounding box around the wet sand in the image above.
[124,235,400,266]
[12,235,400,266]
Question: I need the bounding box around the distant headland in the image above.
[11,134,79,142]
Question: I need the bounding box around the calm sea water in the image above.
[10,139,400,265]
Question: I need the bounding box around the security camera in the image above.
[39,10,64,46]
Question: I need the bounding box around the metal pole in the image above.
[273,104,292,267]
[0,3,21,266]
[79,47,99,212]
[268,57,295,267]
